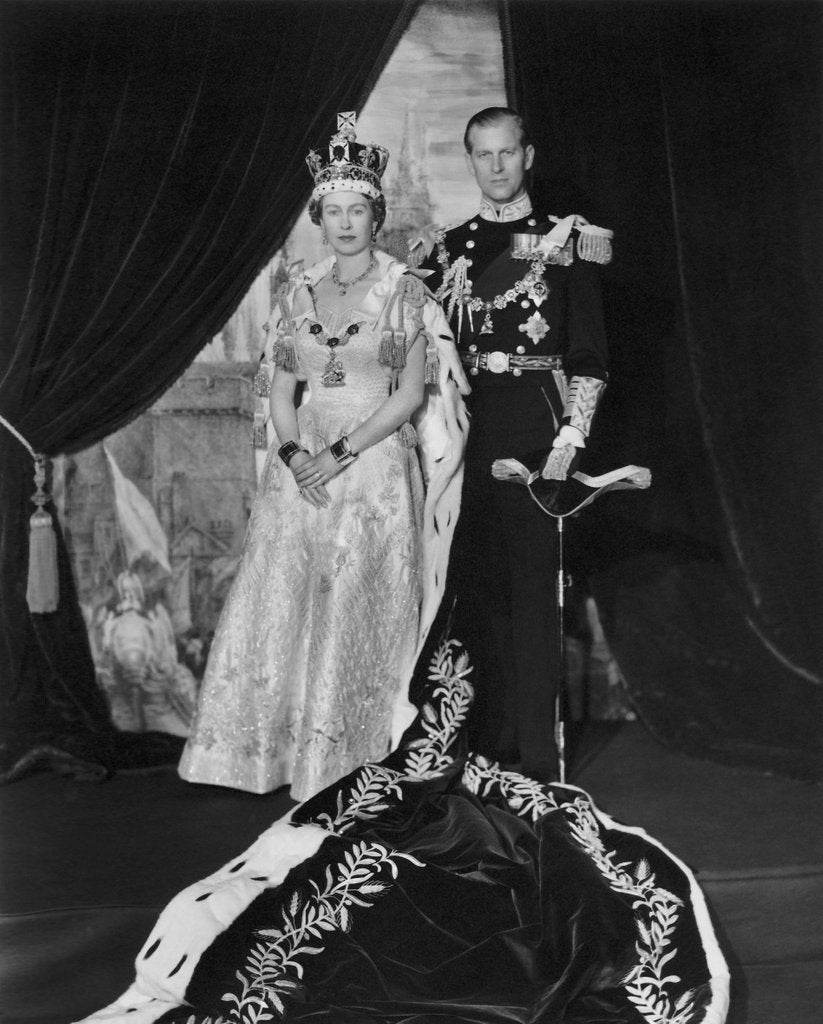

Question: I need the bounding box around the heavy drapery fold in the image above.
[0,0,419,778]
[503,0,822,778]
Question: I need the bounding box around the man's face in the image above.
[465,119,534,207]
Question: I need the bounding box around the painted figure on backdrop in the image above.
[99,568,198,737]
[179,113,470,802]
[411,106,612,783]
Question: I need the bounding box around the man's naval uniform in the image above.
[414,193,610,781]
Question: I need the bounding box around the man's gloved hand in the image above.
[541,445,575,481]
[540,425,585,481]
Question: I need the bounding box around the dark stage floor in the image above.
[1,722,821,1024]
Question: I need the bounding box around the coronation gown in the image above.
[178,252,467,801]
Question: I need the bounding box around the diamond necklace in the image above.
[331,249,377,295]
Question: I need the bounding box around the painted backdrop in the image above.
[58,0,629,733]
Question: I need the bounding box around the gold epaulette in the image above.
[546,214,614,265]
[576,224,613,265]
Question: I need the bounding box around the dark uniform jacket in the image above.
[419,209,608,437]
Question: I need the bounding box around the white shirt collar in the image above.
[478,192,533,223]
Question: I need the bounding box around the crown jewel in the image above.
[306,111,389,202]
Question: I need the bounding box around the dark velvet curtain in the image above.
[0,0,419,780]
[503,0,822,778]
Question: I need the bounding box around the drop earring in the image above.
[371,225,378,242]
[321,230,328,246]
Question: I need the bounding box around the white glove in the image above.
[541,426,585,481]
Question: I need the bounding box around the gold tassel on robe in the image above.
[379,328,397,366]
[251,411,268,449]
[398,421,418,448]
[272,333,298,373]
[424,332,440,384]
[253,361,271,397]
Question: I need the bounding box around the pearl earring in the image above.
[321,230,327,245]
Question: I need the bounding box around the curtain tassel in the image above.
[26,454,59,613]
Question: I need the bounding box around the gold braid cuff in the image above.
[563,375,607,437]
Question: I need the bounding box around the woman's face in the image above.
[320,192,374,257]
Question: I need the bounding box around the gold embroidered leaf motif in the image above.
[559,801,694,1023]
[462,757,700,1024]
[399,641,474,781]
[675,990,697,1011]
[463,759,560,823]
[240,842,424,1016]
[359,883,388,895]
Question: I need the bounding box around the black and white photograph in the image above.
[0,1,820,1022]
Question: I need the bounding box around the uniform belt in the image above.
[460,351,563,375]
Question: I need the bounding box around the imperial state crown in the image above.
[306,111,389,202]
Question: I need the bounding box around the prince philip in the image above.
[411,106,612,782]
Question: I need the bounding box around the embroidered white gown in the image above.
[179,253,467,801]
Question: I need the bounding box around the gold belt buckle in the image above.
[486,351,509,374]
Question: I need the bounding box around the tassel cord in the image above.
[0,413,37,460]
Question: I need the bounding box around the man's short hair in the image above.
[463,107,531,153]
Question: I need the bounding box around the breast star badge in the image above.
[525,277,549,307]
[518,312,550,344]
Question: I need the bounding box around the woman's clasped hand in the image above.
[290,447,343,507]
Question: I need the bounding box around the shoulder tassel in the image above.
[272,333,298,372]
[251,410,268,449]
[398,421,418,448]
[424,332,440,385]
[253,361,271,397]
[379,328,407,369]
[271,283,299,372]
